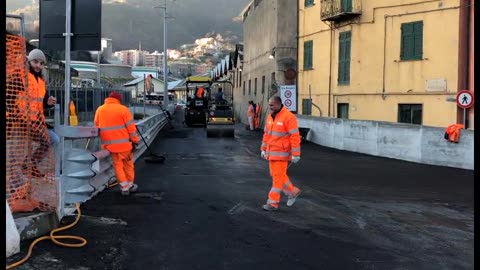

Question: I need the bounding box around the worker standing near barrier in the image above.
[260,96,302,211]
[94,92,140,196]
[20,49,60,177]
[254,102,261,130]
[247,100,255,131]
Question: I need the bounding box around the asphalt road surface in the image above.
[8,110,474,270]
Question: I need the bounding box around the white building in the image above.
[144,51,164,68]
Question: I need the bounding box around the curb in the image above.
[13,211,59,241]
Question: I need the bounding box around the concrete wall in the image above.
[298,115,474,170]
[298,0,463,128]
[6,201,20,257]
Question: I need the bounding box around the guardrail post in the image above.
[54,104,64,219]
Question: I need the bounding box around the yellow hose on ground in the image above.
[108,182,118,188]
[6,203,87,270]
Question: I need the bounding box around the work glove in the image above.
[291,156,301,164]
[132,142,139,152]
[261,150,267,159]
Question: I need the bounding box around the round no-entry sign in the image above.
[456,90,474,108]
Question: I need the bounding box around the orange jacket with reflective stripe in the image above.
[94,97,140,153]
[261,106,301,161]
[17,72,46,120]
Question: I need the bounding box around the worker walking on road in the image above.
[94,92,140,196]
[260,96,302,211]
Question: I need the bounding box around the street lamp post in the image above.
[163,0,168,108]
[156,0,174,108]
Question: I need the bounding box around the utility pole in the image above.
[155,0,173,108]
[64,0,72,126]
[162,0,169,108]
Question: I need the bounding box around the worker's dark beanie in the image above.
[109,91,122,101]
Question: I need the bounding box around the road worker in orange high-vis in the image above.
[247,101,256,130]
[260,96,302,211]
[254,103,261,129]
[196,86,205,99]
[94,91,140,196]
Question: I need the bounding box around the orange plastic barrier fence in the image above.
[6,34,58,213]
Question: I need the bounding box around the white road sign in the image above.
[456,90,474,109]
[279,85,297,112]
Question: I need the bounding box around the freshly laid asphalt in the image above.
[7,110,474,270]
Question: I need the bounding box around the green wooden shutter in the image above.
[338,33,345,83]
[302,99,312,115]
[345,31,351,83]
[401,23,414,60]
[413,21,423,59]
[338,31,351,84]
[341,0,352,12]
[304,41,313,70]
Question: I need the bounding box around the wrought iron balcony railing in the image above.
[321,0,362,22]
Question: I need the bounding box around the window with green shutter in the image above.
[303,40,313,70]
[337,103,349,119]
[338,31,351,85]
[302,99,312,115]
[401,21,423,60]
[305,0,314,7]
[341,0,352,12]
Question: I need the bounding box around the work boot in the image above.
[286,189,302,207]
[121,183,138,196]
[262,204,278,211]
[129,183,138,193]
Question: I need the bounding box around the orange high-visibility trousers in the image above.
[111,151,135,190]
[267,160,299,207]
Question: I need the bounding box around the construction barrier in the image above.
[6,34,57,213]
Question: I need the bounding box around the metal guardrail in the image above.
[54,105,170,218]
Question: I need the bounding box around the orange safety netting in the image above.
[6,34,58,213]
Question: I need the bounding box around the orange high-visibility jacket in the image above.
[16,72,46,120]
[261,106,301,161]
[94,97,140,153]
[444,124,464,143]
[196,87,204,98]
[247,104,255,117]
[254,104,261,129]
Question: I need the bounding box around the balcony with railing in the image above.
[321,0,362,22]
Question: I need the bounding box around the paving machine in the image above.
[205,80,235,137]
[183,76,235,137]
[184,76,211,127]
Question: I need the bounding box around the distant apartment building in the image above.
[144,51,164,68]
[298,0,474,129]
[113,50,147,66]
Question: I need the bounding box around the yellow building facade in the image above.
[298,0,473,128]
